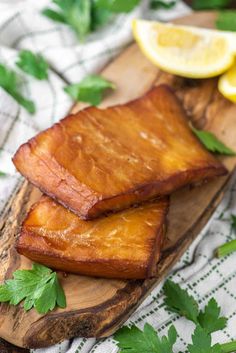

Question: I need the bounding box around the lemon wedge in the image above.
[218,61,236,103]
[132,19,236,79]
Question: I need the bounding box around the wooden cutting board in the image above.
[1,11,236,350]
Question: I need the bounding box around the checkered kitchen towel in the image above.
[0,1,236,352]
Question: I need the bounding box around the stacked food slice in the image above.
[13,85,227,279]
[18,196,168,279]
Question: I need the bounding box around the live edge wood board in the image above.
[0,11,236,350]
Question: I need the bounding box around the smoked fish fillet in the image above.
[17,196,169,279]
[13,85,227,219]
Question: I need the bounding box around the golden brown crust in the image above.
[13,85,227,219]
[17,196,169,279]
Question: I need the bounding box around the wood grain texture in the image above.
[0,338,29,353]
[0,11,236,349]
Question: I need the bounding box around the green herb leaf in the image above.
[113,279,236,353]
[34,273,58,314]
[164,280,227,333]
[216,10,236,32]
[42,0,139,41]
[96,0,141,13]
[0,64,35,114]
[0,171,6,177]
[114,323,177,353]
[163,279,199,324]
[150,0,177,10]
[41,8,67,23]
[198,298,227,334]
[68,0,91,40]
[42,0,91,40]
[64,74,115,105]
[191,126,236,156]
[16,50,48,80]
[188,326,222,353]
[0,285,11,301]
[0,263,66,314]
[54,274,67,307]
[91,0,112,30]
[192,0,230,10]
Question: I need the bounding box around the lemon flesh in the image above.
[219,61,236,103]
[133,19,236,79]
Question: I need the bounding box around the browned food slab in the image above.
[1,11,236,350]
[17,196,168,279]
[13,85,226,220]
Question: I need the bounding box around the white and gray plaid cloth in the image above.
[0,1,236,352]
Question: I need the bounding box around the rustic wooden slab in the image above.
[0,11,236,349]
[0,339,28,353]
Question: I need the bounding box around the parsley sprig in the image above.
[0,64,35,114]
[42,0,140,41]
[43,0,102,40]
[191,126,236,156]
[114,280,236,353]
[64,74,115,105]
[16,50,49,80]
[188,326,223,353]
[0,263,66,314]
[114,323,177,353]
[164,280,227,333]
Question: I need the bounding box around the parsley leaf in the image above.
[64,74,115,105]
[191,126,236,156]
[42,0,91,40]
[188,326,222,353]
[164,280,227,334]
[0,171,6,177]
[95,0,141,13]
[16,50,48,80]
[150,0,177,10]
[216,11,236,32]
[91,0,112,30]
[114,323,177,353]
[198,298,227,334]
[192,0,230,10]
[67,0,91,41]
[0,64,35,114]
[163,279,199,324]
[41,8,67,23]
[43,0,140,40]
[113,280,236,353]
[0,263,66,314]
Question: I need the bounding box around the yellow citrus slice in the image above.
[132,19,236,79]
[218,61,236,103]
